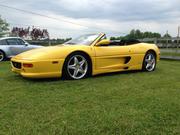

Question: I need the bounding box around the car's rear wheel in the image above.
[63,53,89,80]
[0,51,6,62]
[142,51,156,72]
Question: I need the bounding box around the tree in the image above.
[0,16,9,37]
[110,29,162,40]
[163,33,171,38]
[11,27,49,40]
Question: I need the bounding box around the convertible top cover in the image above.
[110,39,141,46]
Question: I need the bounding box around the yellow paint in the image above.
[96,39,110,46]
[11,33,160,78]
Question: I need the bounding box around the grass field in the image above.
[0,60,180,135]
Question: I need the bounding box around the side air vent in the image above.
[124,67,129,70]
[124,57,131,64]
[12,61,22,69]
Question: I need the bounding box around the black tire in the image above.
[62,52,91,80]
[0,50,6,62]
[142,51,156,72]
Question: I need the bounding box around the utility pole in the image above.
[177,26,180,53]
[166,30,169,36]
[48,36,51,46]
[48,34,51,46]
[166,30,169,49]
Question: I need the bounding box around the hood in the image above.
[14,45,72,60]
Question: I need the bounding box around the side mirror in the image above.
[24,43,28,46]
[96,39,110,46]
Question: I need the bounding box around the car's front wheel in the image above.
[142,51,156,72]
[63,53,89,80]
[0,51,6,62]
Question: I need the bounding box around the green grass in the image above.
[0,61,180,135]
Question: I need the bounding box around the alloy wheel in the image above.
[67,55,88,79]
[144,53,156,71]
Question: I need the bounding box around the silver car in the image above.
[0,37,43,61]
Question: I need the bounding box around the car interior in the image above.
[109,39,141,46]
[108,39,141,46]
[98,35,141,46]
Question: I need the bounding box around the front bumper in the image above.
[11,58,65,78]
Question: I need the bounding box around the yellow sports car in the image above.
[11,33,160,80]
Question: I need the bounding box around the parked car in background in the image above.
[0,37,43,61]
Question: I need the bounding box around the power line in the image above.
[9,23,75,31]
[8,22,127,37]
[0,4,93,29]
[8,22,96,33]
[0,3,127,35]
[9,22,127,35]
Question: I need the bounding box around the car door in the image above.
[94,44,131,71]
[17,38,32,52]
[7,38,34,55]
[6,38,25,55]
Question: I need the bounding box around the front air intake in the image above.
[12,61,22,69]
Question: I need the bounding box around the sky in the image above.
[0,0,180,38]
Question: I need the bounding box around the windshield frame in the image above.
[64,34,101,46]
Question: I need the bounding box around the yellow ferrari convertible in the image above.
[11,33,160,80]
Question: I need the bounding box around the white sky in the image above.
[0,0,180,38]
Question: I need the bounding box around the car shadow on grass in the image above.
[15,70,147,83]
[93,70,145,78]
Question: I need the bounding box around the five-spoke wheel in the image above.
[143,51,156,72]
[63,53,90,80]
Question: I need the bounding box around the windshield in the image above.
[65,34,100,45]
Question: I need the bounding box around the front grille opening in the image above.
[12,61,22,69]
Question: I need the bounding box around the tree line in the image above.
[110,29,172,40]
[11,27,49,40]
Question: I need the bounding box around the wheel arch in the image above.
[146,49,157,59]
[0,49,7,61]
[142,49,157,71]
[0,49,6,57]
[63,50,93,76]
[0,49,5,53]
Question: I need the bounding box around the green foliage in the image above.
[0,16,9,37]
[163,33,171,38]
[55,38,72,43]
[110,36,124,40]
[111,29,162,40]
[0,60,180,134]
